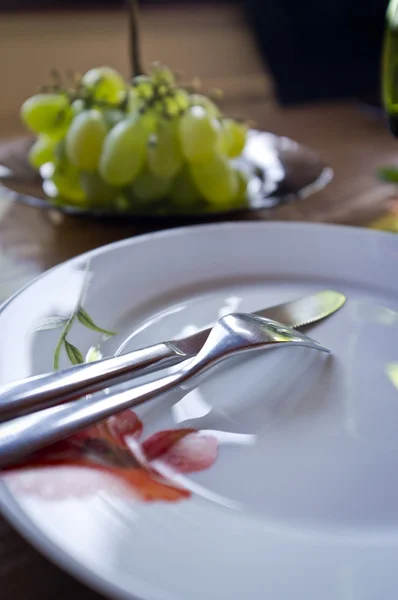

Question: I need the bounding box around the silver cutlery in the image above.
[0,290,345,418]
[0,313,330,467]
[0,290,345,420]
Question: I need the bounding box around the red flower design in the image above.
[143,429,219,473]
[142,428,197,461]
[2,410,218,503]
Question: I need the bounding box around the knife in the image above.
[0,290,345,420]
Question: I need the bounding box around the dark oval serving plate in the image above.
[0,130,333,224]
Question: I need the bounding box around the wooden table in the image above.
[1,99,398,600]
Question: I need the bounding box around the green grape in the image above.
[132,75,154,100]
[66,109,107,172]
[102,108,125,129]
[174,89,190,111]
[80,172,118,207]
[21,93,70,138]
[54,139,67,163]
[99,116,147,186]
[169,165,201,207]
[218,119,247,158]
[127,88,157,132]
[163,97,180,117]
[179,106,220,164]
[190,154,238,206]
[150,63,175,86]
[50,160,86,204]
[232,168,249,207]
[140,110,158,134]
[156,84,169,98]
[147,120,182,178]
[81,67,125,105]
[28,136,56,169]
[152,99,165,115]
[130,167,171,202]
[71,98,86,117]
[189,94,221,118]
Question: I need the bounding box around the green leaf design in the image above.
[32,316,69,334]
[77,308,116,337]
[51,261,117,370]
[53,315,74,371]
[64,340,84,365]
[377,166,398,183]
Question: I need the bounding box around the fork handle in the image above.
[0,371,182,467]
[0,342,187,420]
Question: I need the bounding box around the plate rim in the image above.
[0,220,396,600]
[0,221,395,318]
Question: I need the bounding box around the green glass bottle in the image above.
[383,0,398,135]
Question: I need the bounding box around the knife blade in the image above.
[0,290,345,420]
[172,289,345,356]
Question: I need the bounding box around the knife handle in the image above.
[0,342,187,420]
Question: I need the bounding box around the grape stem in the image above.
[128,0,144,78]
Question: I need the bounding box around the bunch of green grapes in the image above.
[21,64,249,213]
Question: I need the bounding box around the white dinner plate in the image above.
[0,222,398,600]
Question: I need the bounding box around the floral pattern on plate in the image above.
[3,409,219,503]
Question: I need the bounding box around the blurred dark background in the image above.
[0,0,389,105]
[245,0,388,105]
